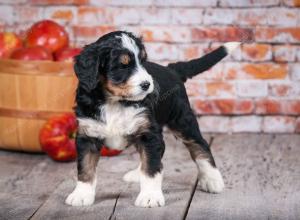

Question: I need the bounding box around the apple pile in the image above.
[0,20,82,62]
[40,113,122,162]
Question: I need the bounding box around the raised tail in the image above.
[167,42,240,82]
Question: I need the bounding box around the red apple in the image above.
[40,113,123,161]
[39,113,77,162]
[25,20,69,53]
[100,146,122,157]
[0,32,23,58]
[10,46,53,61]
[54,47,82,62]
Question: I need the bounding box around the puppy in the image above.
[65,31,239,208]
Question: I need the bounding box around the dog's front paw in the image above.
[65,181,95,206]
[198,168,225,193]
[123,167,140,183]
[135,190,165,208]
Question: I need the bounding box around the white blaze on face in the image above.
[120,34,154,100]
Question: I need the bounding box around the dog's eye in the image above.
[120,54,130,65]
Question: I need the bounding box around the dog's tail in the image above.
[167,42,240,82]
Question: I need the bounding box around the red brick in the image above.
[256,99,282,114]
[282,0,300,7]
[171,9,203,25]
[73,25,115,40]
[193,99,254,115]
[139,26,191,43]
[231,116,262,132]
[206,82,235,97]
[185,80,206,97]
[285,100,300,115]
[263,116,296,133]
[273,45,297,62]
[30,0,88,5]
[44,6,75,22]
[234,100,255,114]
[194,63,225,81]
[255,27,300,43]
[203,9,236,25]
[242,44,272,61]
[215,99,254,114]
[224,63,288,80]
[220,0,280,7]
[140,8,171,25]
[268,83,291,97]
[237,81,268,97]
[178,44,210,60]
[77,6,111,24]
[14,6,44,23]
[198,116,230,133]
[267,8,298,26]
[193,100,215,115]
[290,64,300,81]
[144,43,178,61]
[191,27,253,42]
[154,0,217,7]
[242,63,288,79]
[112,8,140,25]
[236,9,268,25]
[203,9,269,26]
[0,0,26,3]
[215,99,235,114]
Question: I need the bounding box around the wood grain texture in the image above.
[30,133,203,220]
[30,151,139,220]
[186,134,300,220]
[0,151,73,220]
[110,134,199,220]
[0,59,77,152]
[1,134,299,220]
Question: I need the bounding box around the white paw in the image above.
[135,190,165,208]
[123,166,140,183]
[196,160,225,193]
[198,174,225,193]
[65,181,96,206]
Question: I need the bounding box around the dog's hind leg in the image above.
[168,109,225,193]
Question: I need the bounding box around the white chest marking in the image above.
[78,103,148,150]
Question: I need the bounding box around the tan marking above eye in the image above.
[120,54,130,65]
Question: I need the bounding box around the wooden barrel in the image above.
[0,59,77,152]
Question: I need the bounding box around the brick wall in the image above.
[0,0,299,133]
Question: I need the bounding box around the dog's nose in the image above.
[140,81,150,91]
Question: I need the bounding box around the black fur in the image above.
[74,31,229,180]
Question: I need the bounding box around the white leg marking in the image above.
[197,160,225,193]
[65,179,96,206]
[224,42,241,54]
[123,164,141,183]
[135,171,165,208]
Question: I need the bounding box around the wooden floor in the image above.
[0,134,299,220]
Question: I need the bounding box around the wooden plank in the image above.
[109,134,199,220]
[31,133,203,220]
[187,134,300,220]
[31,149,141,220]
[0,151,73,220]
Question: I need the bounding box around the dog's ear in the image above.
[74,43,106,92]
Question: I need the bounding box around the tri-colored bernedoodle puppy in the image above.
[65,31,239,208]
